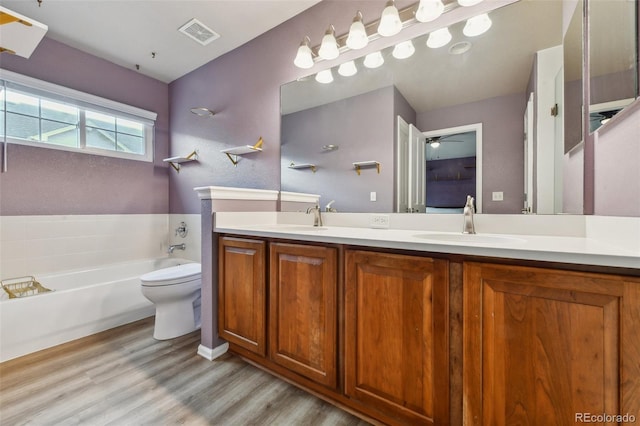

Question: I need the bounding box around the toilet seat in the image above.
[140,263,201,287]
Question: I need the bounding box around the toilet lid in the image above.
[140,263,201,287]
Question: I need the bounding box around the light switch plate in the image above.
[492,191,504,201]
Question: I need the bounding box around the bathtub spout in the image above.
[168,243,186,254]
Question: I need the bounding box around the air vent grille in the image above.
[178,18,220,46]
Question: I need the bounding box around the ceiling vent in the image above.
[178,18,220,46]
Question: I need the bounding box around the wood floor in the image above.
[0,317,371,426]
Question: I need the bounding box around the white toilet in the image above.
[140,263,202,340]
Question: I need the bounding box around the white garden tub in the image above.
[0,257,194,362]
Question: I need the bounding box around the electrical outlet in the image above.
[492,191,504,201]
[370,191,377,202]
[370,214,390,229]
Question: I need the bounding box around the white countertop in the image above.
[214,213,640,270]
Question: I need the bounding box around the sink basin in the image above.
[262,225,328,232]
[413,232,525,245]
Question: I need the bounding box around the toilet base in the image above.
[152,299,200,340]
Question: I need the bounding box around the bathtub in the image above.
[0,257,194,363]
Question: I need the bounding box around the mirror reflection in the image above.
[588,0,638,133]
[281,0,566,214]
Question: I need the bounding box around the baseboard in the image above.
[197,342,229,361]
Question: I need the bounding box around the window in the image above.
[0,70,156,162]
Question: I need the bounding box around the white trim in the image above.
[197,343,229,361]
[589,98,635,114]
[5,136,153,162]
[280,191,320,203]
[194,186,279,201]
[422,122,483,213]
[0,68,157,121]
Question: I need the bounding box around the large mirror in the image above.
[281,0,570,214]
[588,0,638,133]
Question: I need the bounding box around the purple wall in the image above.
[167,0,418,214]
[281,86,415,213]
[0,38,170,215]
[417,92,527,214]
[426,156,476,208]
[594,99,640,217]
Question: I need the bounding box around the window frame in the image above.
[0,69,157,162]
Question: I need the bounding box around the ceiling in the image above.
[1,0,321,83]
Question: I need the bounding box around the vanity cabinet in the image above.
[217,233,640,425]
[345,250,450,425]
[218,237,266,356]
[463,262,640,425]
[269,243,338,388]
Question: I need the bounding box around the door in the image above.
[218,237,266,356]
[463,262,640,425]
[523,92,534,213]
[408,123,427,213]
[345,250,449,424]
[554,67,564,213]
[269,242,338,388]
[396,115,410,213]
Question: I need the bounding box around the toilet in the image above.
[140,263,202,340]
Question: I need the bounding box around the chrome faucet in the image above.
[325,200,337,213]
[168,243,186,254]
[462,195,476,234]
[306,204,323,227]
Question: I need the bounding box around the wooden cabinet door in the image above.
[345,250,449,425]
[463,262,640,425]
[269,243,338,388]
[218,237,266,356]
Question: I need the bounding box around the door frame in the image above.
[422,123,483,213]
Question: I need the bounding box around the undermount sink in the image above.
[263,225,328,232]
[413,232,525,245]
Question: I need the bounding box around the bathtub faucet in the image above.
[168,243,186,254]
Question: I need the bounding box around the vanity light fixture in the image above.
[338,60,358,77]
[293,36,314,69]
[190,107,215,117]
[292,0,481,69]
[346,11,368,50]
[363,51,385,68]
[377,0,402,37]
[415,0,445,23]
[318,25,339,60]
[392,40,415,59]
[458,0,483,6]
[426,27,452,48]
[315,68,334,84]
[463,13,492,37]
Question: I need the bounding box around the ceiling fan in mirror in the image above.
[426,134,465,148]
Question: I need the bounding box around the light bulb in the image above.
[415,0,444,23]
[377,0,402,37]
[346,11,368,50]
[463,13,492,37]
[315,69,334,84]
[338,60,358,77]
[318,25,339,60]
[430,141,440,148]
[392,40,415,59]
[293,36,314,69]
[458,0,483,6]
[426,27,452,48]
[363,51,384,68]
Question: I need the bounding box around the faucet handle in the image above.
[325,200,337,212]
